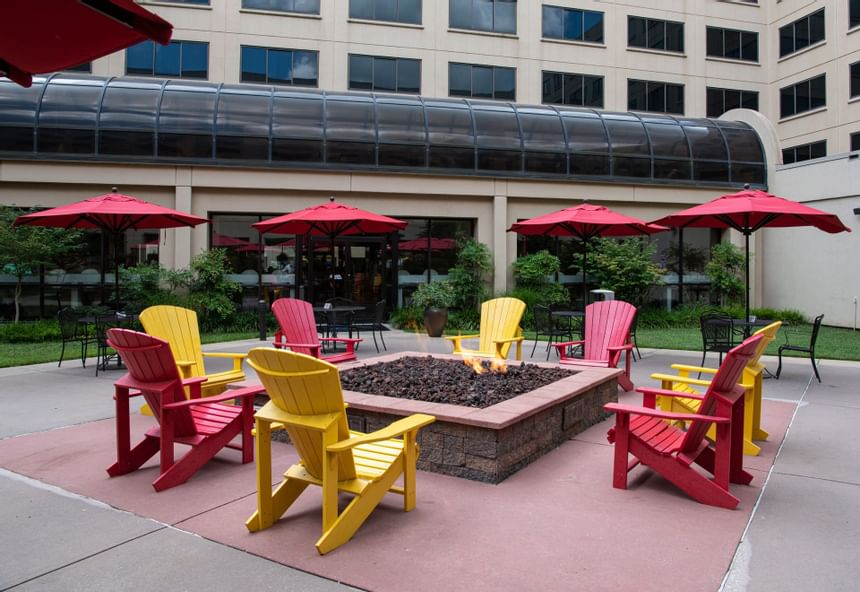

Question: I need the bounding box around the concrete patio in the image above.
[1,329,858,591]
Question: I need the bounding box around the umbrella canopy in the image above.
[398,237,457,252]
[253,198,407,301]
[652,186,851,321]
[0,0,173,88]
[508,203,667,308]
[212,232,251,248]
[253,198,407,237]
[14,188,207,306]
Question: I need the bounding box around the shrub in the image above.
[0,319,61,342]
[388,306,423,331]
[706,242,746,306]
[512,251,569,312]
[447,238,492,310]
[410,280,457,309]
[187,249,241,331]
[120,263,191,313]
[578,237,664,305]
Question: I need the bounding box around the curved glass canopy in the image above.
[0,74,766,187]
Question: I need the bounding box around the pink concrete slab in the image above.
[0,415,282,525]
[0,397,796,592]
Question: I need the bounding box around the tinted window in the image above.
[240,46,318,86]
[349,0,421,24]
[782,140,826,164]
[37,79,102,154]
[348,55,421,94]
[852,0,860,28]
[706,87,759,118]
[98,79,162,156]
[157,83,216,158]
[126,40,208,79]
[628,79,684,114]
[449,63,515,101]
[780,74,826,118]
[628,17,683,52]
[542,5,603,43]
[449,0,516,34]
[852,62,860,98]
[706,27,758,62]
[0,79,41,152]
[542,71,603,107]
[779,9,825,58]
[242,0,320,13]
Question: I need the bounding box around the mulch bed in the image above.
[339,356,575,408]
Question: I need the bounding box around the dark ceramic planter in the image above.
[423,307,448,337]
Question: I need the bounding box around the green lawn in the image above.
[2,325,858,368]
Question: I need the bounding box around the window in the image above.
[706,27,758,62]
[542,71,603,107]
[628,79,684,114]
[542,5,603,43]
[852,0,860,28]
[349,0,421,24]
[242,0,320,14]
[782,140,826,164]
[851,132,860,151]
[628,16,684,53]
[161,0,209,4]
[449,63,515,100]
[852,61,860,98]
[64,62,92,73]
[779,9,825,57]
[449,0,516,34]
[706,87,759,117]
[126,40,208,79]
[240,46,318,86]
[349,55,420,93]
[780,74,826,118]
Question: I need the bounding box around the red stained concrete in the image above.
[0,399,795,592]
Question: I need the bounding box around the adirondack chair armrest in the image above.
[636,386,706,401]
[319,337,362,353]
[670,363,718,375]
[274,341,322,355]
[494,336,524,344]
[444,334,480,352]
[604,402,730,424]
[552,340,585,361]
[607,344,634,352]
[203,351,247,371]
[161,384,265,410]
[174,360,195,378]
[326,414,436,452]
[648,373,714,388]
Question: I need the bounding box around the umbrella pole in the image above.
[114,231,121,310]
[745,230,750,324]
[581,239,588,312]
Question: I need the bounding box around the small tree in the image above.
[119,262,191,312]
[581,237,664,306]
[0,206,83,322]
[705,242,746,306]
[512,250,568,306]
[447,238,492,311]
[187,249,241,330]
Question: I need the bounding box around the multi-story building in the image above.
[1,0,858,325]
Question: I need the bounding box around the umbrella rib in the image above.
[750,213,781,233]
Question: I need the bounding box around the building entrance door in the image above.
[307,235,393,309]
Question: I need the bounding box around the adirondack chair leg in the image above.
[611,413,630,490]
[321,426,340,533]
[403,431,418,511]
[751,373,768,441]
[247,418,274,532]
[241,396,254,464]
[617,374,634,392]
[316,457,404,555]
[108,435,160,477]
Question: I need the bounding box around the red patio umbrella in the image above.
[212,232,251,248]
[0,0,173,88]
[14,188,208,306]
[253,197,407,300]
[652,185,851,322]
[508,203,667,308]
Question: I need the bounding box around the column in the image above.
[493,194,508,296]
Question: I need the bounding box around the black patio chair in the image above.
[57,307,97,368]
[629,309,642,361]
[775,314,824,383]
[94,313,135,376]
[699,311,734,371]
[324,297,357,338]
[353,300,388,353]
[531,304,572,359]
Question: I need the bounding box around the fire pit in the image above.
[337,352,620,483]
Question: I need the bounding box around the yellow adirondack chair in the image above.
[244,348,435,555]
[444,297,526,360]
[139,305,247,398]
[651,320,782,456]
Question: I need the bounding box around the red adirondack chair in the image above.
[105,328,264,492]
[271,298,361,364]
[604,333,764,509]
[552,300,637,391]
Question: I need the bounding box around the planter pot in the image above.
[423,307,448,337]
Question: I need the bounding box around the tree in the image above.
[186,248,241,331]
[447,238,492,311]
[0,206,83,322]
[580,237,664,306]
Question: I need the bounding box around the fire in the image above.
[461,355,508,375]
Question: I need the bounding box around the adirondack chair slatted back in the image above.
[139,305,205,378]
[583,301,637,362]
[749,321,782,369]
[247,348,356,481]
[272,298,321,356]
[478,297,525,358]
[106,328,198,437]
[678,334,764,455]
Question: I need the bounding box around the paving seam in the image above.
[767,471,860,488]
[0,417,114,442]
[719,371,814,592]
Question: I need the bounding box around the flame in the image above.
[490,358,508,374]
[462,354,486,374]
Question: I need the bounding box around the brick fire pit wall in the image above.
[337,352,620,484]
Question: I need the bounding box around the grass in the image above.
[3,325,858,368]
